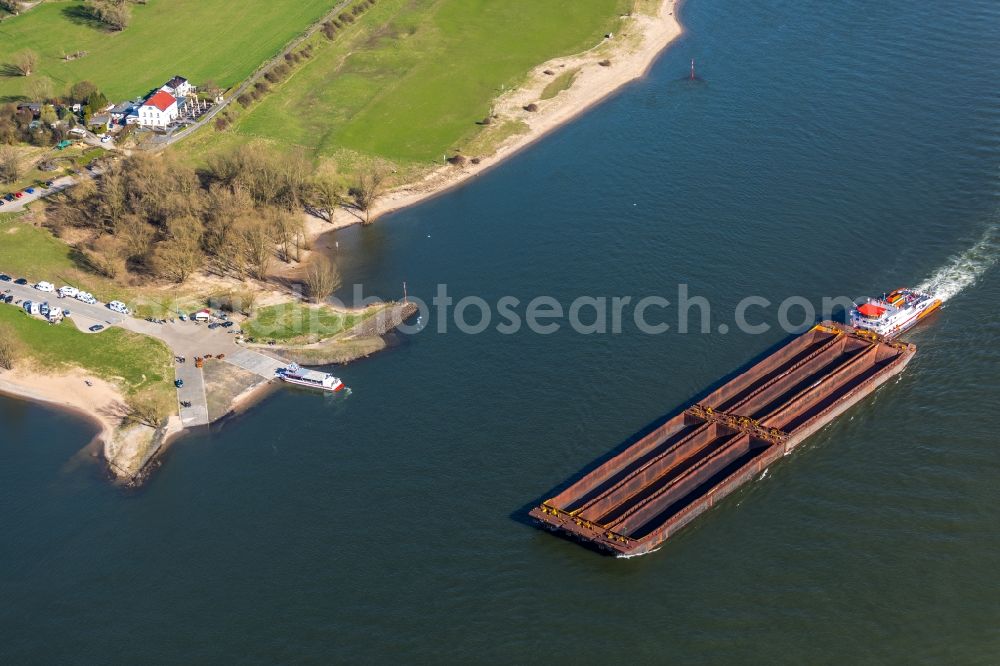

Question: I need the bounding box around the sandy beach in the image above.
[312,0,683,235]
[0,366,120,446]
[0,366,177,481]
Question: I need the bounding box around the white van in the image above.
[58,285,79,298]
[23,301,40,316]
[76,292,97,305]
[108,300,130,316]
[35,281,55,293]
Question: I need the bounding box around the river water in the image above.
[2,0,998,661]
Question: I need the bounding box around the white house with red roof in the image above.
[138,90,178,128]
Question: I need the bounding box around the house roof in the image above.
[143,90,176,112]
[166,75,188,88]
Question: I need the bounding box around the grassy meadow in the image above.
[0,304,174,398]
[185,0,629,167]
[0,0,338,101]
[243,302,375,344]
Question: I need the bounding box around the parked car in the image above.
[174,379,184,388]
[75,291,97,305]
[0,200,5,207]
[13,191,23,199]
[0,274,10,281]
[25,187,35,194]
[221,321,235,328]
[63,309,71,317]
[107,300,130,315]
[207,322,220,329]
[35,281,55,293]
[14,278,27,285]
[4,295,13,304]
[3,194,14,202]
[58,285,79,298]
[101,136,111,144]
[44,180,54,187]
[88,324,104,332]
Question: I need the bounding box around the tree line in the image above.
[45,148,389,296]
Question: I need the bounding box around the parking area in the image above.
[1,272,288,432]
[1,176,77,213]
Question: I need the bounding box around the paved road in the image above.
[1,278,287,429]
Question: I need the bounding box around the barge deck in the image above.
[529,322,916,556]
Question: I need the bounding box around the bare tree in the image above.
[11,49,37,77]
[240,287,259,316]
[151,216,204,282]
[123,393,168,428]
[0,323,20,370]
[116,214,154,262]
[0,146,21,184]
[237,215,274,280]
[84,235,126,279]
[307,175,342,223]
[304,255,340,302]
[348,164,390,225]
[86,0,131,30]
[26,76,53,102]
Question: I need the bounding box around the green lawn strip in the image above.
[184,0,627,167]
[0,304,174,399]
[0,0,339,101]
[540,67,581,100]
[243,301,384,344]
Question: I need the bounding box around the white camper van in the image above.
[35,281,55,293]
[108,300,130,316]
[58,285,79,298]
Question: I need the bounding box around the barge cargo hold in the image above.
[529,322,916,556]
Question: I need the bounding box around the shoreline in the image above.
[0,1,684,483]
[0,368,117,448]
[313,0,683,235]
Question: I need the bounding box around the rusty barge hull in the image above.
[529,322,916,556]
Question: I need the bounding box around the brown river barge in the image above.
[529,322,916,556]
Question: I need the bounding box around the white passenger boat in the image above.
[278,363,345,392]
[849,287,941,339]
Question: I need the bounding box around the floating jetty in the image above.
[529,322,916,556]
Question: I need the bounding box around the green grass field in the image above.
[243,302,375,344]
[186,0,628,166]
[0,0,338,101]
[0,304,174,397]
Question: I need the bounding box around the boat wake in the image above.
[917,223,999,302]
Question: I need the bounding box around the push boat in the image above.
[278,363,345,392]
[528,287,943,557]
[849,287,941,340]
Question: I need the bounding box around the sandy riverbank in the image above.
[0,365,178,482]
[0,366,120,445]
[310,0,683,235]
